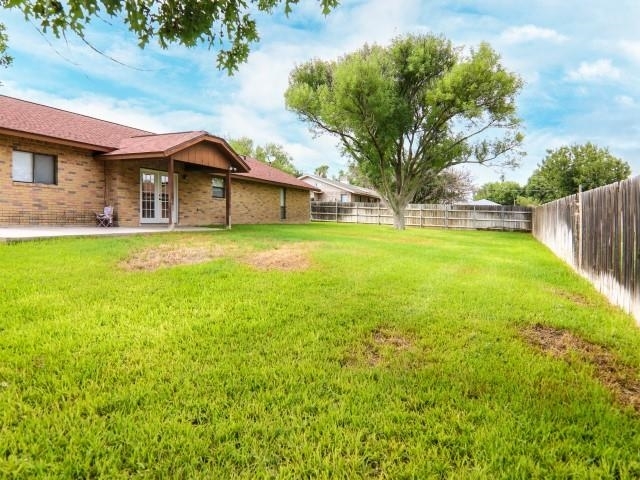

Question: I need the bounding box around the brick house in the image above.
[0,95,316,227]
[298,174,380,203]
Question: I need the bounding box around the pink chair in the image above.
[96,206,114,227]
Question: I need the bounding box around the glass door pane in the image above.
[141,173,156,219]
[160,174,169,219]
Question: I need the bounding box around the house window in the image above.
[280,188,287,220]
[340,193,348,203]
[12,150,57,184]
[212,177,225,198]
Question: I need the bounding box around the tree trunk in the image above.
[390,204,406,230]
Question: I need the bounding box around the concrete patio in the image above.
[0,226,223,242]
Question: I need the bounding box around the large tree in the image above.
[0,0,337,72]
[285,34,523,229]
[413,169,474,204]
[525,143,631,203]
[229,137,302,177]
[474,180,522,205]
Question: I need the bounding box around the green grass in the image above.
[1,223,640,479]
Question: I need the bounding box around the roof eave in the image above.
[231,174,318,191]
[0,127,113,152]
[99,152,165,160]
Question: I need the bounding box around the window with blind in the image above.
[12,150,57,184]
[212,177,225,198]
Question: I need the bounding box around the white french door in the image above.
[140,169,178,224]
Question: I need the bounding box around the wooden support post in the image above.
[167,157,174,230]
[225,169,232,229]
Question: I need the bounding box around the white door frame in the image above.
[140,169,178,224]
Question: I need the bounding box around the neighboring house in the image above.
[0,95,315,227]
[461,199,501,206]
[298,174,380,203]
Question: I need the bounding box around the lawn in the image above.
[1,223,639,478]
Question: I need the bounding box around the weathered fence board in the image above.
[532,176,640,324]
[311,202,532,231]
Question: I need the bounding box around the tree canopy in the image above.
[525,143,631,203]
[414,169,474,204]
[229,137,302,177]
[0,0,338,72]
[474,180,522,205]
[314,165,329,178]
[285,33,523,229]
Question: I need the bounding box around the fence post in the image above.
[335,201,339,223]
[501,206,505,230]
[420,205,424,228]
[445,205,449,229]
[378,203,381,225]
[578,184,583,270]
[356,203,359,224]
[473,204,476,229]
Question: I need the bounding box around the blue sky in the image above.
[1,0,639,187]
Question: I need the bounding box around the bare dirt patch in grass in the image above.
[242,242,312,272]
[121,240,315,272]
[344,326,415,367]
[120,240,236,271]
[548,288,592,306]
[522,324,640,412]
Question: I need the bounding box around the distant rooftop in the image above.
[299,174,380,198]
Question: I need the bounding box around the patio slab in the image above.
[0,226,223,242]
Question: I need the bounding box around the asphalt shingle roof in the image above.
[0,95,150,149]
[234,157,316,190]
[100,131,208,156]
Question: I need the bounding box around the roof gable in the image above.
[99,131,249,172]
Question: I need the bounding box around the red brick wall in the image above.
[107,166,310,226]
[105,160,227,227]
[232,179,310,224]
[0,134,104,225]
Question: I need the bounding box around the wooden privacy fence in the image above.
[532,176,640,324]
[311,202,532,231]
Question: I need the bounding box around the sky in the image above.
[1,0,639,188]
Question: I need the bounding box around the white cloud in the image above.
[615,95,635,107]
[501,25,567,44]
[619,40,640,63]
[566,59,621,81]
